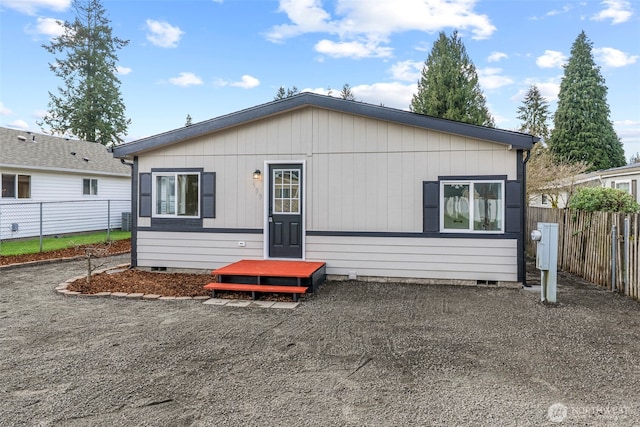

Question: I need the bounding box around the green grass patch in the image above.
[0,231,130,256]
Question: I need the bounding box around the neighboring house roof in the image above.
[0,127,130,177]
[112,93,538,158]
[597,162,640,178]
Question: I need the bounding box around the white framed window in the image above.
[272,168,300,214]
[152,172,200,217]
[82,178,98,195]
[441,180,504,233]
[614,180,631,194]
[2,174,31,199]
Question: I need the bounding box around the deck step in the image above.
[204,282,308,302]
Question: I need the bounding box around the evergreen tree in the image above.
[548,31,625,171]
[274,86,299,100]
[516,85,550,142]
[40,0,130,146]
[411,31,494,127]
[339,83,355,100]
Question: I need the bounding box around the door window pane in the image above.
[273,168,300,214]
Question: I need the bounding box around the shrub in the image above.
[568,187,640,213]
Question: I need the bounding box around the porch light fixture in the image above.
[253,169,261,180]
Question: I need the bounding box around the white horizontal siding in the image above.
[0,199,131,239]
[305,235,518,282]
[135,231,263,269]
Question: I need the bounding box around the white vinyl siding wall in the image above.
[0,169,130,239]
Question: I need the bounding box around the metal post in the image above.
[611,224,617,292]
[107,200,111,241]
[39,202,43,253]
[624,217,630,296]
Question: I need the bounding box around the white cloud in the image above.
[216,75,261,89]
[477,68,514,91]
[230,75,260,89]
[168,72,203,87]
[546,4,573,17]
[536,50,567,68]
[145,19,184,48]
[487,51,508,62]
[389,60,423,82]
[594,47,638,67]
[591,0,633,24]
[0,101,11,115]
[30,17,65,37]
[0,0,70,15]
[305,81,416,110]
[266,0,496,60]
[511,77,562,103]
[315,39,393,59]
[117,66,132,75]
[7,119,29,130]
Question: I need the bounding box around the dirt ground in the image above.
[1,255,639,426]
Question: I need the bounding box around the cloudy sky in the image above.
[1,0,638,158]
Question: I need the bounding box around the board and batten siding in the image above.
[136,107,518,234]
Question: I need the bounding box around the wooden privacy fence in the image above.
[527,207,639,302]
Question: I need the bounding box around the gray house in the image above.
[0,127,131,239]
[112,93,537,285]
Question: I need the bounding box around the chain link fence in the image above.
[0,199,131,243]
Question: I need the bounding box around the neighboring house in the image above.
[112,93,537,285]
[0,127,131,240]
[531,163,640,208]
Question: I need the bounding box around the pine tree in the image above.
[411,31,494,127]
[548,31,625,171]
[274,86,299,100]
[40,0,130,146]
[516,85,550,142]
[339,83,355,100]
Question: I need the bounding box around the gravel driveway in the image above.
[1,256,639,426]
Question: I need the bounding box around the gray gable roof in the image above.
[112,92,537,158]
[0,127,130,177]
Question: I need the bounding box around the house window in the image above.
[2,174,31,198]
[541,194,549,205]
[441,180,504,233]
[614,181,631,194]
[83,178,98,195]
[153,172,199,217]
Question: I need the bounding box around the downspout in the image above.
[522,149,532,287]
[119,157,136,268]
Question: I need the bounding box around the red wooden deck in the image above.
[212,259,325,278]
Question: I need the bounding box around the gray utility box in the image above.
[121,212,132,232]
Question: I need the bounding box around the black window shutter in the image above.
[505,180,521,233]
[423,181,439,233]
[202,172,216,218]
[139,173,152,217]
